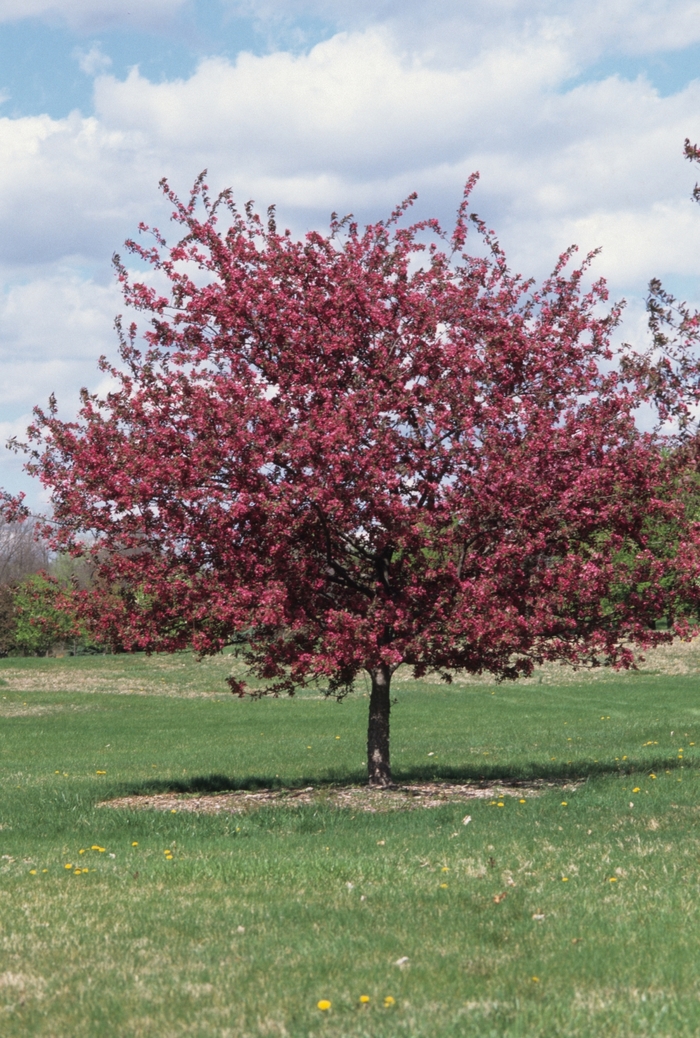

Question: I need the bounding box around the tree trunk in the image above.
[367,664,392,787]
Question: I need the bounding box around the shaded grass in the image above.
[1,655,700,1035]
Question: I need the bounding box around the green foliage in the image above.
[0,584,14,655]
[6,574,97,656]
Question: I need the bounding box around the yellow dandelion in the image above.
[609,877,617,883]
[359,995,370,1004]
[561,801,568,806]
[497,802,504,808]
[632,787,640,793]
[42,869,48,873]
[531,976,540,983]
[82,868,88,873]
[91,845,105,852]
[96,770,106,775]
[335,736,341,740]
[79,849,85,855]
[55,770,60,774]
[171,809,177,814]
[561,877,569,882]
[439,882,448,889]
[317,1000,331,1011]
[74,869,82,875]
[384,996,395,1007]
[64,863,72,870]
[649,773,657,779]
[29,869,36,875]
[132,841,138,847]
[519,798,526,803]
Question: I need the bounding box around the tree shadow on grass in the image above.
[114,756,688,798]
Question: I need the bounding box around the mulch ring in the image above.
[100,779,579,815]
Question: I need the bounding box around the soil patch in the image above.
[100,779,578,815]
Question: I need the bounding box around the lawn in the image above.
[1,651,700,1036]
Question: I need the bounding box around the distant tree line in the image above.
[0,519,106,656]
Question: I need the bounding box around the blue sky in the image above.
[3,0,700,503]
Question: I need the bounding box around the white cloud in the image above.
[75,44,112,77]
[91,32,569,179]
[0,269,122,501]
[224,0,700,63]
[85,30,700,279]
[0,111,160,265]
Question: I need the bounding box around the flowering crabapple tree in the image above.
[9,172,700,786]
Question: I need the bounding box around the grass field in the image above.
[1,651,700,1036]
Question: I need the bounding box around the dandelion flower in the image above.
[519,798,526,803]
[42,869,47,873]
[561,877,569,882]
[74,869,82,875]
[531,976,540,983]
[29,869,36,875]
[132,842,138,847]
[79,849,85,855]
[317,1000,331,1011]
[439,883,448,889]
[96,770,106,775]
[335,736,341,740]
[171,809,177,814]
[632,787,640,793]
[359,995,370,1004]
[609,877,617,882]
[561,801,568,806]
[384,996,395,1007]
[649,773,657,779]
[64,864,72,870]
[441,867,450,872]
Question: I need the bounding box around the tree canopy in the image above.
[8,171,700,784]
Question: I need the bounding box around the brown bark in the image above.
[367,664,392,786]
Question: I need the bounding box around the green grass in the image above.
[1,653,700,1036]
